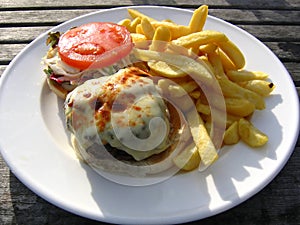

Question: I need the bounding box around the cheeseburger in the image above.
[64,67,189,176]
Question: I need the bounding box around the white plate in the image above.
[0,6,299,224]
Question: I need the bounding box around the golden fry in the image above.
[189,90,201,99]
[135,24,143,33]
[238,118,268,147]
[199,43,218,54]
[225,97,255,117]
[207,50,226,78]
[127,8,156,22]
[151,21,191,39]
[227,70,269,82]
[223,121,239,145]
[141,17,155,39]
[179,80,198,93]
[172,30,228,48]
[219,49,237,71]
[186,112,219,168]
[133,48,214,85]
[196,99,211,115]
[150,26,171,51]
[148,60,187,78]
[218,77,265,110]
[173,142,200,171]
[199,56,215,74]
[130,33,148,48]
[189,5,208,32]
[218,40,245,69]
[129,17,141,33]
[118,18,131,30]
[239,80,275,97]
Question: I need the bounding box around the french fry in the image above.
[239,80,275,97]
[189,90,201,99]
[223,121,239,145]
[173,142,200,171]
[150,21,191,39]
[141,18,155,39]
[189,4,208,32]
[158,78,187,98]
[148,60,187,78]
[135,24,143,34]
[178,80,198,93]
[218,40,245,69]
[199,43,218,54]
[218,76,265,110]
[196,99,211,115]
[133,48,215,85]
[219,49,237,71]
[130,17,141,33]
[127,8,156,22]
[158,80,195,112]
[227,70,269,82]
[150,26,171,51]
[207,50,226,78]
[172,30,228,49]
[118,18,131,30]
[199,55,215,74]
[130,33,147,42]
[130,33,148,49]
[189,46,200,55]
[225,97,255,117]
[186,111,219,169]
[238,118,268,147]
[158,79,196,112]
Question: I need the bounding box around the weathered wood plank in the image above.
[283,62,300,85]
[0,10,96,26]
[209,9,300,24]
[1,9,299,26]
[264,42,300,62]
[0,44,27,63]
[238,25,300,42]
[1,0,300,9]
[0,27,51,43]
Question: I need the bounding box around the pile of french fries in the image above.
[118,5,275,171]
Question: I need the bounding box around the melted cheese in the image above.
[65,67,171,161]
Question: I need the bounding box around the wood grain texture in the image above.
[1,0,300,9]
[0,1,299,225]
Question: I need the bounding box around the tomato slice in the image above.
[58,22,133,70]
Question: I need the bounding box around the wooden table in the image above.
[1,0,299,224]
